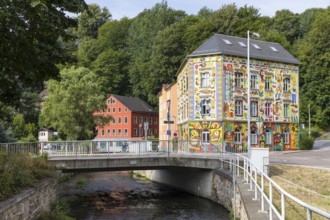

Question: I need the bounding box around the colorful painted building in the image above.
[94,95,159,141]
[176,34,300,152]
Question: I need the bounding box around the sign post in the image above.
[144,121,148,140]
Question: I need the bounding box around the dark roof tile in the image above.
[189,34,300,65]
[112,95,157,113]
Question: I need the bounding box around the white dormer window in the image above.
[270,46,278,52]
[222,39,232,45]
[252,44,261,49]
[238,41,246,47]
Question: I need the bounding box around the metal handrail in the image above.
[230,153,330,220]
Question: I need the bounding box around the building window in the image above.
[202,130,210,143]
[108,108,110,113]
[124,129,128,136]
[284,132,290,144]
[235,100,243,116]
[283,78,290,92]
[251,75,258,89]
[149,118,152,125]
[102,129,104,136]
[235,131,242,143]
[112,117,116,124]
[235,72,243,88]
[113,108,116,112]
[112,99,116,104]
[118,117,122,124]
[134,128,138,136]
[186,76,189,91]
[201,99,210,116]
[107,99,111,104]
[154,129,157,135]
[265,102,272,117]
[107,129,110,136]
[118,108,121,112]
[112,129,116,136]
[125,107,128,112]
[284,103,289,118]
[265,130,272,145]
[139,117,143,124]
[154,118,157,124]
[201,71,210,87]
[251,101,258,117]
[118,129,122,136]
[265,77,271,90]
[124,117,128,124]
[251,131,257,144]
[134,116,137,124]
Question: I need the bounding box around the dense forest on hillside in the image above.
[0,1,329,141]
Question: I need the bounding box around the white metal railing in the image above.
[227,153,330,220]
[1,140,329,219]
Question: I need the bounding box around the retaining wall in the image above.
[0,179,58,220]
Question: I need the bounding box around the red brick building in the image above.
[94,95,159,140]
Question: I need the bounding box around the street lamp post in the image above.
[247,31,259,159]
[167,99,171,156]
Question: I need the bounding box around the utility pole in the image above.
[167,99,171,157]
[308,104,311,138]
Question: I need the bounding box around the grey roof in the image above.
[189,34,300,64]
[112,95,157,113]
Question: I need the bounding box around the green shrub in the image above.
[300,136,315,150]
[38,199,74,220]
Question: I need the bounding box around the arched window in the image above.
[265,129,272,145]
[235,127,242,143]
[251,130,257,144]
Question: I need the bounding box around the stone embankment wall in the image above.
[139,168,248,220]
[0,179,58,220]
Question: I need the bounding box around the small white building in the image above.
[38,127,57,142]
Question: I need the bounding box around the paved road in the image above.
[270,140,330,169]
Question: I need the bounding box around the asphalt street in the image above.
[270,140,330,169]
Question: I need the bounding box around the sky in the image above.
[85,0,329,20]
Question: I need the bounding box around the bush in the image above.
[300,136,315,150]
[0,152,56,201]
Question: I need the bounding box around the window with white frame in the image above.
[118,108,121,112]
[134,128,138,136]
[125,107,128,112]
[251,100,258,117]
[112,129,116,136]
[251,75,258,89]
[235,131,242,143]
[265,77,271,90]
[124,117,128,124]
[149,118,152,125]
[201,99,210,116]
[124,129,128,136]
[112,117,116,124]
[186,76,189,91]
[265,130,272,144]
[265,102,272,117]
[139,117,143,124]
[235,72,243,88]
[118,117,121,124]
[107,129,110,136]
[113,108,116,112]
[235,100,243,116]
[202,130,210,143]
[134,116,138,124]
[283,78,290,92]
[284,132,290,144]
[284,103,289,118]
[118,129,122,136]
[101,129,104,136]
[201,71,210,87]
[107,99,111,104]
[251,131,257,144]
[108,108,110,113]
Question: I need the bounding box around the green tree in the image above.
[39,67,109,140]
[127,1,186,102]
[0,0,87,107]
[297,7,330,129]
[77,4,111,39]
[12,114,27,140]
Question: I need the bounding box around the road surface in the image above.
[270,140,330,169]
